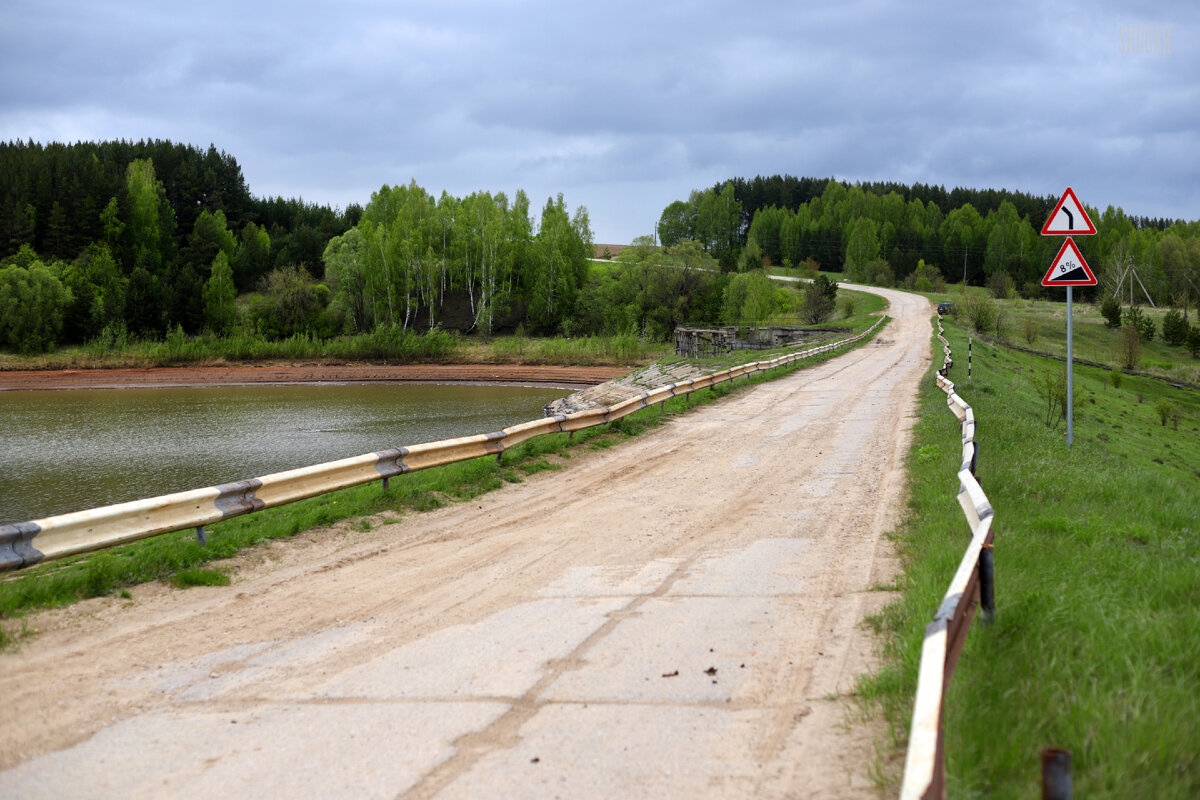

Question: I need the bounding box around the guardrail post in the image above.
[195,527,207,546]
[1041,749,1073,800]
[381,477,389,491]
[979,544,995,625]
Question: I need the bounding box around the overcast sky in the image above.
[2,1,1196,242]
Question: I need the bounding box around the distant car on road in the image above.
[937,302,954,315]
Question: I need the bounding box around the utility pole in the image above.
[1129,256,1134,306]
[962,244,968,287]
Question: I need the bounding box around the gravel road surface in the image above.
[0,285,930,799]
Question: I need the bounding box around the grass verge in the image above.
[861,313,1200,798]
[0,330,668,371]
[0,317,890,642]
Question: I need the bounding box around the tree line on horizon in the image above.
[0,140,359,351]
[5,141,1198,355]
[0,140,597,353]
[658,175,1200,318]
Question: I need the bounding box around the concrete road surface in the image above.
[0,285,931,799]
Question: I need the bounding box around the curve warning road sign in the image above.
[1041,187,1097,236]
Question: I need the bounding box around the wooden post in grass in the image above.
[1041,749,1073,800]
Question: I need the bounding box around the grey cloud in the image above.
[1,0,1197,243]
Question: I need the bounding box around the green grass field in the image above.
[913,286,1200,386]
[864,313,1200,798]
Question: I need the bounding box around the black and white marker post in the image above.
[1040,188,1098,449]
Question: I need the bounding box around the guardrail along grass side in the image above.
[878,313,1200,798]
[1,318,887,574]
[898,314,995,800]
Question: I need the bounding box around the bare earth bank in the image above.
[0,364,628,391]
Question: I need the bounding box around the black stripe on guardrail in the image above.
[483,430,506,454]
[0,521,44,570]
[214,479,266,519]
[374,448,411,478]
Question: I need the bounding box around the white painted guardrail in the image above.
[0,317,887,572]
[899,314,996,800]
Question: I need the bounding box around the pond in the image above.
[0,382,569,525]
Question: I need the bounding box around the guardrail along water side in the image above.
[0,318,886,573]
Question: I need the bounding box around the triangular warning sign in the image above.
[1042,238,1097,286]
[1041,187,1096,235]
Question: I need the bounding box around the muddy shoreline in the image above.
[0,364,630,391]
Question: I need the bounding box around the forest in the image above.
[660,175,1200,317]
[4,141,1198,356]
[0,141,593,353]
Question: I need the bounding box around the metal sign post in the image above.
[1041,188,1098,449]
[1067,286,1073,446]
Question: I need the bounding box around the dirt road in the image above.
[0,285,931,799]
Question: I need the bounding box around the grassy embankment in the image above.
[0,303,890,647]
[0,328,669,371]
[863,312,1199,797]
[912,284,1200,386]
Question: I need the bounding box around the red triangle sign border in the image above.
[1041,237,1097,287]
[1041,187,1097,236]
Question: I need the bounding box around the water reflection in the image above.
[0,383,568,524]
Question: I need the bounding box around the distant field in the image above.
[906,286,1199,386]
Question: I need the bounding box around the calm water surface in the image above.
[0,383,568,524]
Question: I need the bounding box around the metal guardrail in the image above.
[0,317,887,573]
[899,314,996,800]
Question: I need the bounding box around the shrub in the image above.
[801,274,838,324]
[1188,326,1200,359]
[1109,367,1123,390]
[0,261,73,353]
[1100,294,1123,328]
[838,294,857,319]
[962,294,997,334]
[904,260,946,293]
[987,270,1016,300]
[1123,306,1155,342]
[1036,369,1068,429]
[248,266,330,340]
[1161,309,1189,346]
[867,259,894,287]
[1023,316,1039,344]
[1155,398,1175,427]
[1119,324,1142,369]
